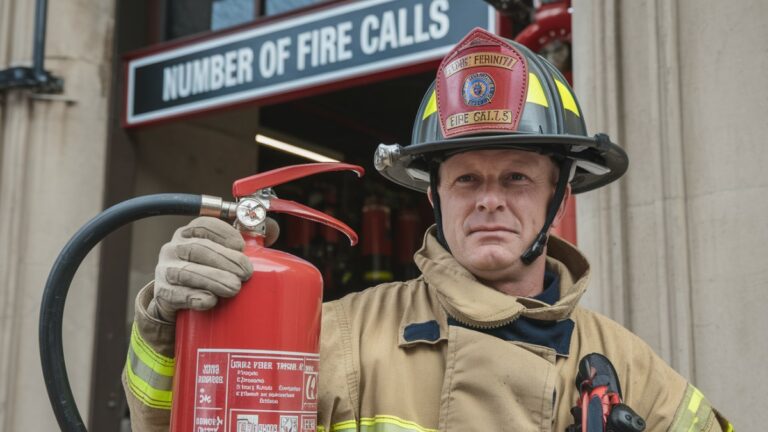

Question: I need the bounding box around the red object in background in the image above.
[515,0,577,245]
[552,196,577,245]
[319,202,343,292]
[396,208,422,280]
[171,163,363,432]
[396,209,419,264]
[514,0,572,53]
[362,201,393,283]
[286,216,316,256]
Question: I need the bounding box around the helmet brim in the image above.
[376,133,628,194]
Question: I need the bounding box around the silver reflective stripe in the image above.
[127,345,174,391]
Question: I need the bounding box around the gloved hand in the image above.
[148,216,279,322]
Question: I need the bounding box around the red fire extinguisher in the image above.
[171,163,364,432]
[361,197,393,284]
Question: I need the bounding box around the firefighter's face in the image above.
[431,149,567,284]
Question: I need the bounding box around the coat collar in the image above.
[399,226,591,345]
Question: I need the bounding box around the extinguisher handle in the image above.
[271,197,359,246]
[232,162,364,198]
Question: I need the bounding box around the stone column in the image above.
[574,0,768,428]
[0,0,115,429]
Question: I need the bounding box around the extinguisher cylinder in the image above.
[170,234,324,432]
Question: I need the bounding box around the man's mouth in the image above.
[468,225,517,235]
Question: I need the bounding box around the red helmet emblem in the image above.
[436,28,528,138]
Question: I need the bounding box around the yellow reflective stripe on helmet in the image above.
[125,323,175,409]
[554,79,580,117]
[670,384,719,431]
[422,90,437,120]
[526,73,549,108]
[329,415,436,432]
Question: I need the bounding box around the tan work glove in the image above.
[148,216,278,322]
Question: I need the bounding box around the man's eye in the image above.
[456,174,475,183]
[509,173,527,182]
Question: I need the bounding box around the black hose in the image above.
[39,193,203,431]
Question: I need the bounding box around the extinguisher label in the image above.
[192,349,319,432]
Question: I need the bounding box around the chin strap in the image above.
[520,158,573,264]
[429,161,452,253]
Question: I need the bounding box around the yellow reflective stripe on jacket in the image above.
[670,384,721,431]
[130,323,175,375]
[329,416,436,432]
[330,419,357,431]
[125,323,175,409]
[714,409,735,432]
[360,415,437,432]
[125,358,173,409]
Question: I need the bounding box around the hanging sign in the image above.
[124,0,495,126]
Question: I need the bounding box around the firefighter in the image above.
[123,28,732,431]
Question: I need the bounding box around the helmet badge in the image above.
[436,28,528,138]
[463,73,495,106]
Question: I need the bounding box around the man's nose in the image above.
[476,186,505,212]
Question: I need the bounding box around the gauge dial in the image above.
[236,198,267,227]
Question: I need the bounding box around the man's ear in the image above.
[427,186,435,208]
[550,184,572,229]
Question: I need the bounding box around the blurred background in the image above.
[0,0,765,429]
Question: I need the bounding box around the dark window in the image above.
[212,0,256,31]
[162,0,335,41]
[166,0,213,39]
[264,0,329,16]
[165,0,258,40]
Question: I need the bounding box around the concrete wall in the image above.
[0,0,116,429]
[574,0,767,429]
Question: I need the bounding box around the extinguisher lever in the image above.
[232,162,365,198]
[271,197,359,246]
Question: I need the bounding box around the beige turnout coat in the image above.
[124,229,731,431]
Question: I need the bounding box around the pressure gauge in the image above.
[236,198,268,228]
